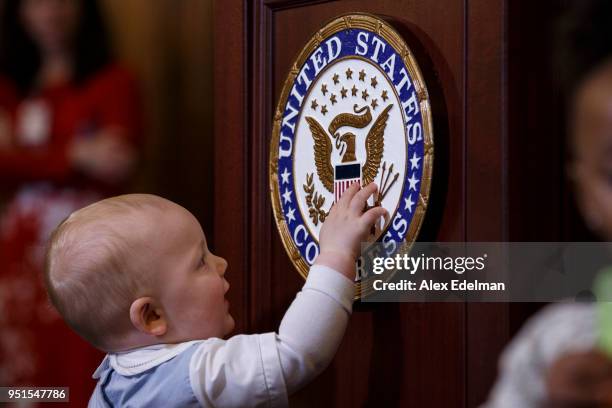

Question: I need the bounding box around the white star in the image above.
[286,207,296,223]
[404,196,415,213]
[281,167,291,184]
[407,174,419,191]
[409,152,421,170]
[282,188,292,204]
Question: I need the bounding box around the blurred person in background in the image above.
[483,1,612,407]
[0,0,141,404]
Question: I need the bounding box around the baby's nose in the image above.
[218,256,228,275]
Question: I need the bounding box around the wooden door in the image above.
[213,0,569,406]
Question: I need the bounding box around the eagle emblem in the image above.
[306,103,393,191]
[302,103,398,226]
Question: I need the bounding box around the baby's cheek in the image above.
[225,315,236,335]
[181,291,214,322]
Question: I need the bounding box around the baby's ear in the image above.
[129,297,167,337]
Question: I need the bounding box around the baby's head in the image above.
[571,60,612,240]
[556,1,612,239]
[44,194,233,352]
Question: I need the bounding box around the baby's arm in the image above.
[189,183,386,407]
[275,182,386,392]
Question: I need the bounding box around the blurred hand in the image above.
[69,128,136,184]
[546,349,612,408]
[315,182,388,280]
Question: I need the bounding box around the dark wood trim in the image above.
[213,0,250,333]
[262,0,334,11]
[247,0,275,331]
[465,0,511,406]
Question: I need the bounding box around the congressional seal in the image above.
[269,13,434,298]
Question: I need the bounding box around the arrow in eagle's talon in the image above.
[380,167,389,197]
[381,163,394,195]
[380,173,399,203]
[373,162,388,207]
[378,163,387,194]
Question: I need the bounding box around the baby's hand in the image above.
[315,182,388,280]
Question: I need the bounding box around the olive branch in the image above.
[303,173,328,225]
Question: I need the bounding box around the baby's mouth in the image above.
[223,280,230,308]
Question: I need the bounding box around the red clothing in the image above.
[0,63,142,406]
[0,63,141,188]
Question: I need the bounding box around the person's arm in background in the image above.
[189,183,388,407]
[68,66,142,185]
[0,67,142,187]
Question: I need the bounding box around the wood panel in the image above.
[213,0,250,335]
[214,0,573,406]
[214,1,469,406]
[265,2,466,407]
[103,0,214,228]
[465,0,508,404]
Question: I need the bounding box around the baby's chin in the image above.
[223,314,236,337]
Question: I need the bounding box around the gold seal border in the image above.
[269,12,434,299]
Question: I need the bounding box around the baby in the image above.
[44,182,385,407]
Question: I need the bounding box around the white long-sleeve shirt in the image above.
[89,264,355,407]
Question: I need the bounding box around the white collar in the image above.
[93,340,204,378]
